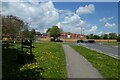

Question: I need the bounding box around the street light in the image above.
[108,35,109,43]
[80,26,84,39]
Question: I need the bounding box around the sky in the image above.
[1,1,119,35]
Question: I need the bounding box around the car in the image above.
[87,40,95,43]
[77,40,84,43]
[54,39,63,42]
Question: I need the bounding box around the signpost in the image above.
[21,39,32,54]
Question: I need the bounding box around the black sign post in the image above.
[21,39,32,54]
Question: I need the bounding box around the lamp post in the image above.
[80,26,84,40]
[80,26,82,39]
[108,35,109,43]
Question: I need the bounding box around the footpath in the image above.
[62,44,103,78]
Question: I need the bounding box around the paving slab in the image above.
[62,44,103,78]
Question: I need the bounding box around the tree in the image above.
[116,34,120,42]
[46,26,62,40]
[30,29,36,41]
[93,35,100,39]
[86,35,90,39]
[22,27,30,39]
[68,32,71,35]
[102,34,108,39]
[46,28,51,33]
[109,33,117,39]
[2,15,25,36]
[89,34,94,39]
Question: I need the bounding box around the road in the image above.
[74,42,119,59]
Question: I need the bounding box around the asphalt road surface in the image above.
[74,42,119,59]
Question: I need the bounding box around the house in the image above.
[34,32,41,41]
[41,33,50,38]
[2,34,13,41]
[60,32,86,39]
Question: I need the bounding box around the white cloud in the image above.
[2,2,97,34]
[89,25,97,32]
[99,17,113,23]
[2,0,40,2]
[104,22,116,28]
[57,13,86,33]
[2,2,115,35]
[98,31,103,35]
[76,4,95,15]
[2,1,59,33]
[2,0,20,2]
[56,22,61,28]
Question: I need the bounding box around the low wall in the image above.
[61,38,78,42]
[40,38,50,42]
[40,38,117,42]
[95,39,117,42]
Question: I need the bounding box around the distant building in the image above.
[60,32,86,39]
[41,33,50,38]
[34,32,41,41]
[2,34,13,41]
[35,32,86,40]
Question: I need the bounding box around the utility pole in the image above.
[81,26,83,36]
[80,26,84,39]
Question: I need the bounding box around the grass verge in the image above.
[2,42,66,79]
[101,42,119,46]
[32,42,66,78]
[71,45,119,79]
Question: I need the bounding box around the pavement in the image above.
[74,43,119,59]
[62,44,103,78]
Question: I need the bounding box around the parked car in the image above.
[54,39,63,42]
[87,40,95,43]
[51,39,55,42]
[77,40,84,43]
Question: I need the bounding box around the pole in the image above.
[80,26,83,39]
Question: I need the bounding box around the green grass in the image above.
[32,42,66,78]
[101,42,119,46]
[2,42,66,79]
[71,45,119,79]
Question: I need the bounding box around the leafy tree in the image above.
[117,34,120,42]
[86,35,90,39]
[93,35,100,39]
[30,29,36,41]
[22,27,30,39]
[0,15,2,40]
[46,28,51,33]
[2,15,25,39]
[68,32,71,35]
[46,26,62,40]
[89,34,94,39]
[102,34,108,39]
[109,33,117,39]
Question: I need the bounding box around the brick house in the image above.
[2,34,13,41]
[34,32,41,41]
[60,32,86,39]
[35,32,86,41]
